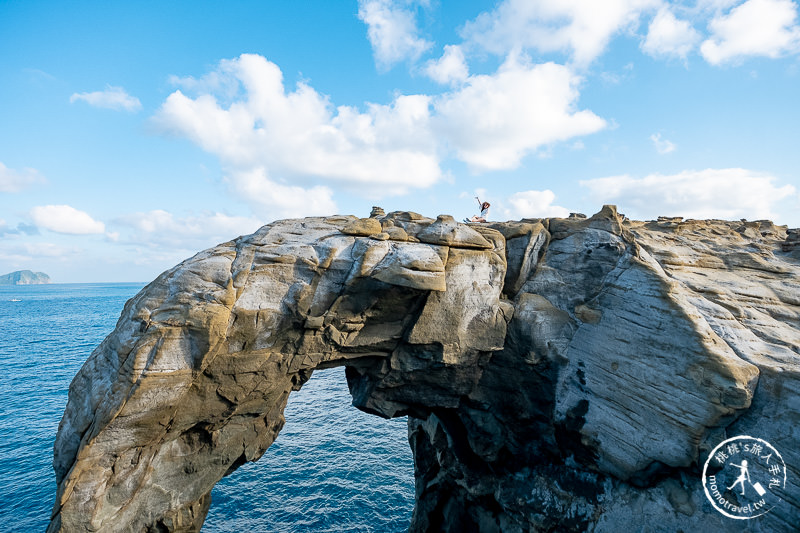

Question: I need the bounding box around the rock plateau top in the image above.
[50,207,799,532]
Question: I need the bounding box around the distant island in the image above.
[0,270,51,285]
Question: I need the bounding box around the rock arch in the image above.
[49,209,800,532]
[49,212,507,532]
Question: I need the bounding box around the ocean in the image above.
[0,283,414,532]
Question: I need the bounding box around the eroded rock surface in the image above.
[50,208,799,532]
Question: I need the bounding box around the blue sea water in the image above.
[0,283,414,532]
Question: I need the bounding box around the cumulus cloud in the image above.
[358,0,432,69]
[425,45,469,85]
[642,6,700,59]
[460,0,659,66]
[580,168,796,220]
[505,189,571,218]
[113,209,264,249]
[650,133,676,154]
[29,205,106,235]
[154,53,607,211]
[433,55,607,171]
[70,85,142,112]
[0,162,45,192]
[225,168,337,219]
[700,0,800,64]
[153,54,440,212]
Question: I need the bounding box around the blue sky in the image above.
[1,0,799,282]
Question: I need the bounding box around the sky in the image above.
[1,0,799,282]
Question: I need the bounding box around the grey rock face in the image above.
[49,208,799,532]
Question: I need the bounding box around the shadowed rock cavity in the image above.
[50,207,800,532]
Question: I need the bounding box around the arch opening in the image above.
[203,367,414,532]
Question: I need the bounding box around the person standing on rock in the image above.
[465,196,490,223]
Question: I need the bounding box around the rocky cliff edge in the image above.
[49,207,800,532]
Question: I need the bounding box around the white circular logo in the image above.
[702,435,787,519]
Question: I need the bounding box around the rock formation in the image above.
[1,269,50,285]
[49,207,799,532]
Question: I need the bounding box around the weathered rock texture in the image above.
[50,208,799,532]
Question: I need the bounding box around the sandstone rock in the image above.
[486,221,548,297]
[50,208,800,533]
[782,228,800,254]
[417,215,493,249]
[381,211,436,240]
[383,225,408,241]
[371,242,447,292]
[341,217,383,236]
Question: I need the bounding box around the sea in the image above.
[0,283,414,532]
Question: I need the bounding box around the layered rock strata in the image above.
[50,207,799,532]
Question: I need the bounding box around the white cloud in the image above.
[29,205,105,235]
[505,189,571,218]
[167,71,240,100]
[154,53,607,208]
[425,45,469,85]
[580,168,796,220]
[114,209,264,249]
[153,53,440,213]
[650,133,676,154]
[0,162,45,192]
[358,0,433,69]
[224,168,337,219]
[700,0,800,64]
[70,85,142,112]
[642,6,700,59]
[460,0,659,66]
[433,55,607,171]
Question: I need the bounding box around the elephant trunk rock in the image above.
[50,208,800,532]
